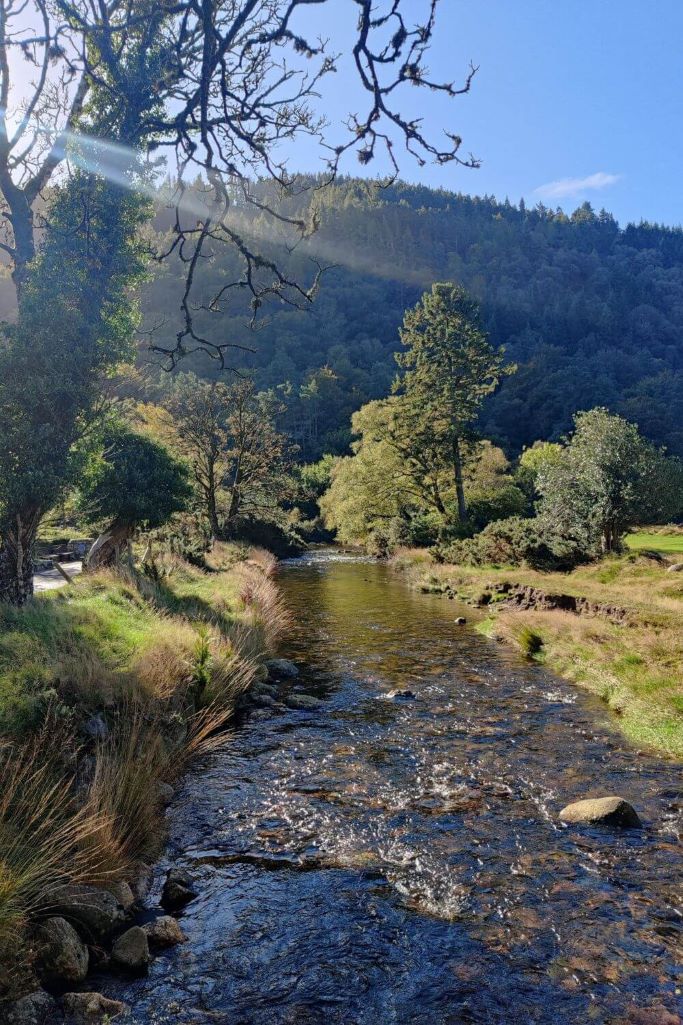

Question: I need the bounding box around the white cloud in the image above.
[533,172,621,201]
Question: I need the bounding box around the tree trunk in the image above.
[207,479,220,539]
[452,437,467,522]
[85,521,133,571]
[0,509,40,605]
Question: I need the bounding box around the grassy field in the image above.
[392,548,683,759]
[625,531,683,554]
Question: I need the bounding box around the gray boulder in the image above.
[143,915,187,949]
[4,991,59,1025]
[62,992,127,1022]
[559,795,642,829]
[35,917,89,984]
[285,694,322,711]
[157,782,175,806]
[111,926,150,971]
[107,879,136,911]
[667,562,683,572]
[266,658,299,679]
[49,885,125,940]
[161,868,197,911]
[455,617,467,625]
[83,715,108,740]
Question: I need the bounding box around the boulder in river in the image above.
[143,915,187,949]
[49,885,126,940]
[62,991,128,1022]
[285,694,322,711]
[161,868,198,911]
[35,917,89,984]
[454,617,467,625]
[4,990,58,1025]
[266,658,299,679]
[111,926,151,971]
[386,689,417,701]
[559,795,642,828]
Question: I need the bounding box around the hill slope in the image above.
[143,179,683,459]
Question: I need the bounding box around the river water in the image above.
[105,550,682,1024]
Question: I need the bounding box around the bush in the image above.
[437,516,593,571]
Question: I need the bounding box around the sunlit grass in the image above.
[625,532,683,553]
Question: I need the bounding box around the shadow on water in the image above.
[102,549,683,1024]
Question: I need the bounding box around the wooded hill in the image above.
[143,177,683,460]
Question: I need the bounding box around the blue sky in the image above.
[295,1,683,227]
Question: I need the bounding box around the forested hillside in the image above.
[143,178,683,459]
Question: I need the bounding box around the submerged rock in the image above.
[62,991,127,1022]
[4,990,58,1025]
[49,885,126,940]
[161,868,198,911]
[111,926,150,971]
[143,915,187,949]
[266,658,299,679]
[35,917,89,984]
[285,694,322,711]
[559,795,642,828]
[386,689,417,701]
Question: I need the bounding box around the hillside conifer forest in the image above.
[143,178,683,460]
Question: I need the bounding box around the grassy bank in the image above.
[0,543,288,997]
[392,547,683,759]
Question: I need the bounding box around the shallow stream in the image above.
[105,550,682,1024]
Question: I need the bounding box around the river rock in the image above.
[143,915,187,948]
[455,617,467,625]
[386,689,416,701]
[157,782,175,806]
[266,658,299,679]
[161,868,198,911]
[49,885,126,940]
[35,917,89,984]
[108,879,136,911]
[559,796,642,828]
[4,990,59,1025]
[62,991,127,1022]
[111,926,150,971]
[285,694,322,711]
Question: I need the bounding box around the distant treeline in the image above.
[141,177,683,459]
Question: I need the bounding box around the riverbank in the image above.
[0,543,288,1007]
[391,547,683,758]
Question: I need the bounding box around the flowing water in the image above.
[105,550,682,1024]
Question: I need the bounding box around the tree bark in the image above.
[0,509,40,605]
[85,521,133,571]
[452,437,467,522]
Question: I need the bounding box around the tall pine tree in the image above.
[395,283,514,521]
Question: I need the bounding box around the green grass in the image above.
[625,532,683,554]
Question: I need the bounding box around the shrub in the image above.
[516,625,544,657]
[437,516,593,571]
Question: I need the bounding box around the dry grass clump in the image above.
[0,719,110,959]
[236,561,291,654]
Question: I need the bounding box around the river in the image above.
[104,550,682,1024]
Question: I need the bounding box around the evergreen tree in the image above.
[395,282,514,521]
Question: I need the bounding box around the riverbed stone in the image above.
[49,884,126,940]
[143,915,187,948]
[386,689,416,701]
[161,868,198,911]
[62,991,127,1022]
[35,917,89,984]
[285,694,322,711]
[4,990,59,1025]
[266,658,299,678]
[559,796,642,828]
[111,926,150,971]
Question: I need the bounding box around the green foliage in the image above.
[143,179,683,461]
[78,425,190,531]
[438,516,590,572]
[536,408,683,553]
[516,625,544,658]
